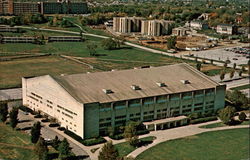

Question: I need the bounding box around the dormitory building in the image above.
[22,63,226,139]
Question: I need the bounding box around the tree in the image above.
[196,63,202,71]
[233,63,236,69]
[226,90,249,110]
[229,70,235,79]
[9,107,18,129]
[167,36,177,49]
[238,112,247,121]
[238,70,243,77]
[34,137,48,160]
[86,42,97,56]
[124,122,139,147]
[31,121,41,144]
[223,62,227,68]
[98,141,119,160]
[219,106,236,124]
[58,138,71,159]
[220,71,225,81]
[210,59,213,64]
[101,38,118,50]
[0,103,8,122]
[52,135,61,150]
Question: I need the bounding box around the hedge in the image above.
[57,127,66,131]
[109,134,124,140]
[19,106,33,113]
[34,114,43,118]
[64,130,107,146]
[190,116,217,124]
[41,119,50,122]
[48,123,60,127]
[136,129,150,136]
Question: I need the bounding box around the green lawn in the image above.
[199,120,250,129]
[230,84,250,91]
[0,55,93,89]
[115,136,156,158]
[136,128,249,160]
[0,122,38,160]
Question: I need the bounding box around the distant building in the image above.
[22,63,226,139]
[2,36,36,43]
[141,20,174,36]
[0,0,88,15]
[186,21,208,30]
[216,24,238,35]
[172,27,189,36]
[0,25,18,32]
[113,17,145,33]
[48,36,83,42]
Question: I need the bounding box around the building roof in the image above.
[49,63,220,104]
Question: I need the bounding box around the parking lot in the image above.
[192,45,250,65]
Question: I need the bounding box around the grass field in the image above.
[115,136,156,158]
[0,122,38,160]
[136,128,249,160]
[199,120,249,129]
[230,84,250,91]
[0,55,93,89]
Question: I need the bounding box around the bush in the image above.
[41,119,49,123]
[109,134,124,140]
[136,129,150,136]
[190,116,217,124]
[19,106,33,113]
[34,114,43,118]
[64,129,106,146]
[83,137,107,146]
[48,123,59,127]
[57,127,66,131]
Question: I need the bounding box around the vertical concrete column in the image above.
[191,91,195,112]
[154,96,157,119]
[179,93,183,114]
[154,124,157,131]
[202,89,206,114]
[126,100,129,121]
[111,103,115,128]
[140,98,143,121]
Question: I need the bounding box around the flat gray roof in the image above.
[50,63,220,104]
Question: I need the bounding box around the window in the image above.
[129,99,141,107]
[100,103,111,112]
[157,95,167,103]
[143,97,154,105]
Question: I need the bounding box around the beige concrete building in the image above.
[141,20,174,36]
[113,17,144,33]
[22,63,226,139]
[186,21,208,30]
[216,24,238,35]
[172,27,189,36]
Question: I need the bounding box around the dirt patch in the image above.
[201,65,221,72]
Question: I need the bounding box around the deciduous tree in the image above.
[219,106,236,124]
[34,137,48,160]
[58,138,71,159]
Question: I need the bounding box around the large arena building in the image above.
[22,63,226,139]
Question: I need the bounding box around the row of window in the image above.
[57,105,77,116]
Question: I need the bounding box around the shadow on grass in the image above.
[67,155,90,160]
[20,126,32,131]
[48,153,59,160]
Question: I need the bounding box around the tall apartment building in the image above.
[22,63,226,139]
[141,20,174,36]
[0,0,13,15]
[113,17,145,33]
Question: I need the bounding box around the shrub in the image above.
[41,119,49,123]
[136,129,150,136]
[109,134,124,140]
[190,116,217,124]
[57,127,66,131]
[34,114,43,118]
[19,106,33,113]
[83,137,107,146]
[48,123,59,127]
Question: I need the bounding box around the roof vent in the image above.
[181,80,190,84]
[131,85,141,90]
[156,82,166,87]
[102,89,113,94]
